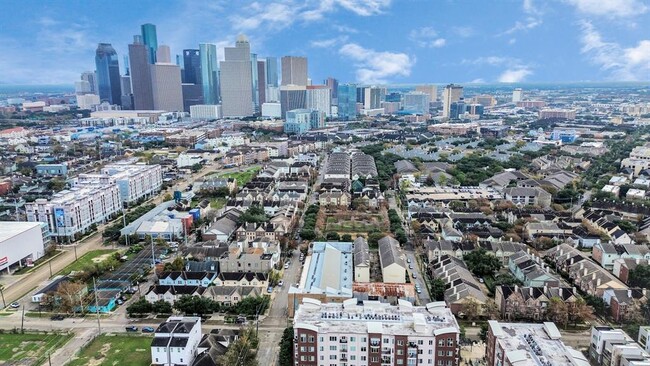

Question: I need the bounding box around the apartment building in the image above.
[589,326,650,366]
[26,185,121,241]
[151,316,202,366]
[325,152,351,180]
[351,152,378,180]
[76,163,162,204]
[486,320,589,366]
[293,299,460,366]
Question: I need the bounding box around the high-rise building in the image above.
[280,85,307,118]
[128,36,154,110]
[122,55,130,75]
[156,45,171,64]
[182,83,203,112]
[250,53,259,112]
[95,43,122,105]
[306,85,331,116]
[220,35,254,117]
[337,84,357,120]
[257,60,267,105]
[415,84,437,102]
[512,88,523,103]
[151,62,184,111]
[281,56,308,86]
[363,86,384,109]
[74,80,91,95]
[141,23,158,64]
[470,94,497,107]
[265,57,278,87]
[403,91,429,114]
[294,300,461,366]
[120,75,133,109]
[183,49,201,85]
[325,77,338,105]
[284,109,313,134]
[80,71,97,93]
[199,44,219,105]
[449,100,466,119]
[442,84,463,118]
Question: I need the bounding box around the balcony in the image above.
[382,348,392,354]
[408,342,417,348]
[340,337,348,343]
[370,341,381,347]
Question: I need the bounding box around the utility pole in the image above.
[74,245,77,261]
[21,304,25,332]
[123,209,129,246]
[151,236,156,267]
[48,260,52,277]
[93,277,101,334]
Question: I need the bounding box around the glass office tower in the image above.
[95,43,122,105]
[199,43,219,105]
[141,23,158,64]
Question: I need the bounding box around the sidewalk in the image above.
[43,328,97,366]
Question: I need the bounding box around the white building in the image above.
[151,316,202,366]
[220,35,254,117]
[76,163,162,204]
[294,299,461,366]
[306,86,332,116]
[262,102,282,118]
[0,222,48,274]
[512,88,523,103]
[190,104,222,120]
[590,326,650,365]
[76,94,100,110]
[26,185,121,241]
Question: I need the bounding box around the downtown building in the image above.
[220,35,254,117]
[293,299,461,366]
[442,84,463,118]
[281,56,308,86]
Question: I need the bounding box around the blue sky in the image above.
[1,0,649,85]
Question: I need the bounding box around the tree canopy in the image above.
[463,248,501,277]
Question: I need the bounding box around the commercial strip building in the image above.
[0,221,50,274]
[486,320,589,366]
[293,299,460,366]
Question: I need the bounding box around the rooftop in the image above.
[0,221,42,242]
[294,299,459,337]
[291,242,353,297]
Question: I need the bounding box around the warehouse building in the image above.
[0,222,49,274]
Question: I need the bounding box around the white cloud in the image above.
[230,2,297,32]
[310,36,349,48]
[501,0,543,35]
[566,0,648,18]
[579,20,650,80]
[451,26,474,38]
[409,27,446,48]
[339,43,414,84]
[469,78,486,84]
[498,67,533,82]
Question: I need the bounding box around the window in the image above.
[438,350,443,356]
[361,347,367,352]
[180,359,183,363]
[309,347,315,352]
[429,340,433,346]
[397,349,404,355]
[398,340,404,346]
[320,346,324,351]
[362,337,367,342]
[330,336,338,341]
[438,340,444,346]
[447,351,453,356]
[361,356,366,361]
[330,346,337,351]
[428,349,432,355]
[301,346,306,352]
[309,336,315,343]
[330,355,337,360]
[320,356,324,360]
[320,337,324,342]
[350,337,356,342]
[447,338,453,347]
[351,355,356,361]
[428,360,432,365]
[350,346,356,352]
[384,338,389,344]
[418,340,424,345]
[398,359,404,365]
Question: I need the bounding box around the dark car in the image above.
[125,326,138,332]
[50,314,65,321]
[235,316,247,324]
[142,326,155,333]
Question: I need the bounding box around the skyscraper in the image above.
[266,57,278,87]
[95,43,122,105]
[415,85,437,102]
[156,45,171,64]
[442,84,463,118]
[200,43,219,105]
[281,56,308,86]
[80,71,97,93]
[120,75,133,109]
[325,77,338,105]
[280,85,307,118]
[220,35,254,117]
[128,36,154,110]
[403,91,429,114]
[183,49,201,85]
[306,85,331,116]
[363,86,383,109]
[151,63,184,111]
[141,23,158,64]
[250,53,259,112]
[512,88,523,103]
[337,84,357,120]
[257,60,267,105]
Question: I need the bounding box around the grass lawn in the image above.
[219,167,260,187]
[58,249,118,275]
[0,332,73,364]
[210,197,227,209]
[68,334,153,366]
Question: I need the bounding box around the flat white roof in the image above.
[0,222,41,243]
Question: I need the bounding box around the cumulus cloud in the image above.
[501,0,543,35]
[310,36,349,48]
[339,43,414,84]
[409,27,446,48]
[566,0,648,18]
[579,21,650,80]
[498,67,533,82]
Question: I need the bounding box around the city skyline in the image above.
[1,0,649,85]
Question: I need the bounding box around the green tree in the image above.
[326,232,340,241]
[367,232,385,248]
[173,295,214,316]
[430,278,447,301]
[219,326,258,366]
[152,300,173,314]
[341,234,353,242]
[279,327,294,366]
[462,248,501,277]
[628,265,650,289]
[479,323,489,342]
[164,257,185,271]
[127,298,153,317]
[239,204,268,223]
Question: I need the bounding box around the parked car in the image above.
[408,264,413,270]
[278,280,284,287]
[125,326,138,332]
[142,326,155,333]
[235,316,247,324]
[116,299,124,305]
[50,314,65,321]
[406,258,411,263]
[416,288,422,294]
[267,286,274,293]
[284,263,290,269]
[9,302,20,309]
[412,273,416,279]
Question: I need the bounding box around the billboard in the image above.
[54,208,65,228]
[0,257,7,266]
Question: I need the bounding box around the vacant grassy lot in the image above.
[324,214,386,233]
[0,332,73,364]
[210,197,227,209]
[58,249,118,275]
[218,167,260,186]
[68,334,153,366]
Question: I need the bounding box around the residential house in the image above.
[157,271,218,288]
[353,237,370,282]
[378,236,407,283]
[508,251,561,287]
[428,255,487,315]
[612,258,650,284]
[503,187,552,208]
[217,239,280,273]
[592,242,650,271]
[204,286,262,306]
[202,209,242,242]
[495,285,580,321]
[603,288,648,322]
[145,285,206,304]
[318,189,351,207]
[213,272,268,288]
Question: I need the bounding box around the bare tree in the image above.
[55,281,87,315]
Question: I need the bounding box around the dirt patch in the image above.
[87,342,111,366]
[91,254,113,264]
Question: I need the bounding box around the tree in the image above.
[326,232,340,241]
[463,249,501,277]
[55,281,87,315]
[239,204,268,224]
[173,295,214,316]
[47,178,67,192]
[628,265,650,289]
[279,327,294,366]
[152,300,173,314]
[483,299,500,320]
[569,298,594,326]
[220,326,258,366]
[341,234,353,242]
[478,323,489,342]
[430,278,447,301]
[584,294,609,317]
[461,298,481,320]
[164,257,185,271]
[547,297,569,328]
[367,232,385,248]
[127,298,153,317]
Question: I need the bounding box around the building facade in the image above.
[220,35,253,117]
[281,56,308,86]
[95,43,122,105]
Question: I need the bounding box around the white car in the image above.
[284,263,290,269]
[278,281,284,287]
